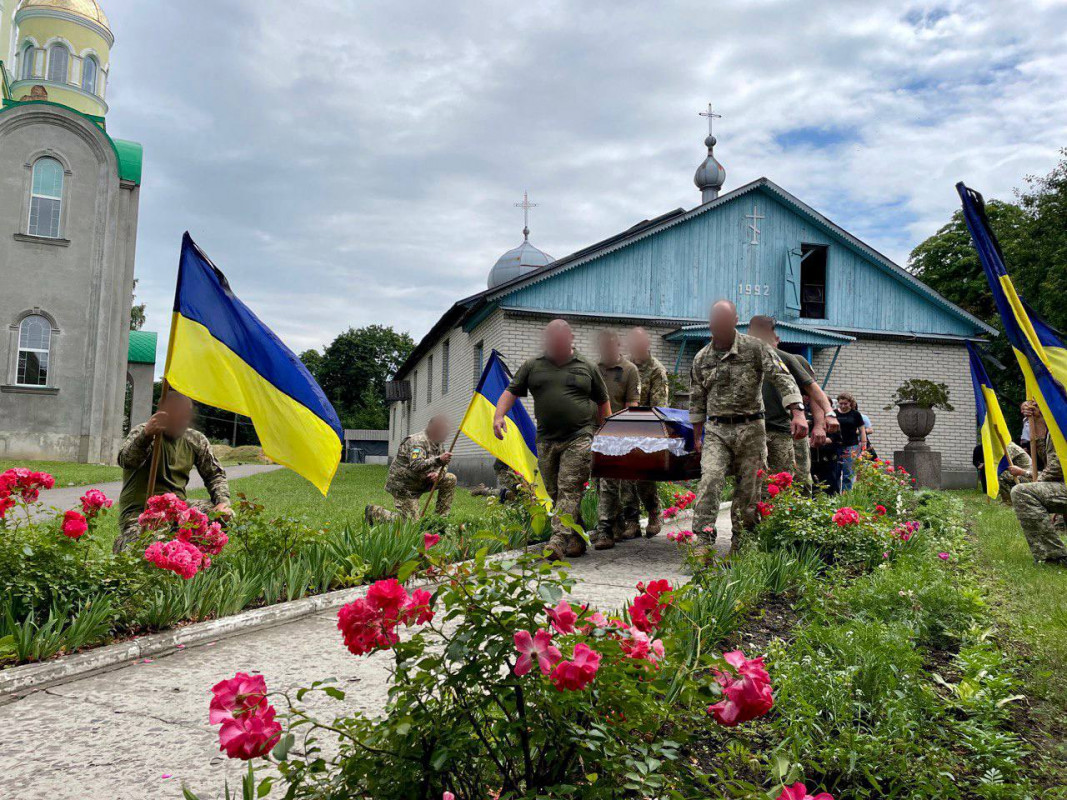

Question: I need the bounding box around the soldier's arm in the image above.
[1038,437,1063,482]
[192,434,231,507]
[763,346,803,410]
[1014,444,1032,471]
[688,360,706,451]
[650,365,669,408]
[405,440,438,478]
[625,367,640,408]
[117,424,153,469]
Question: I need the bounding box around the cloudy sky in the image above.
[101,0,1067,367]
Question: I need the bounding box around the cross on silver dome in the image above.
[515,190,537,240]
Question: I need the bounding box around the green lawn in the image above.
[0,459,122,487]
[189,464,493,530]
[961,490,1067,786]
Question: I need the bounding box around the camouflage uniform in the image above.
[595,357,641,545]
[366,431,455,523]
[494,458,521,501]
[1010,434,1067,563]
[996,441,1032,505]
[689,333,802,549]
[114,424,230,553]
[764,349,816,484]
[507,351,609,557]
[624,355,670,534]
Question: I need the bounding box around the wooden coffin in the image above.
[590,407,701,482]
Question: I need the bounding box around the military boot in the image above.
[620,518,641,540]
[591,522,615,550]
[543,534,569,562]
[564,533,588,557]
[644,517,662,538]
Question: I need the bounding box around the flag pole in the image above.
[419,428,461,520]
[146,256,183,501]
[145,378,169,499]
[1029,395,1041,480]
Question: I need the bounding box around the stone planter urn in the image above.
[894,401,941,488]
[896,401,936,449]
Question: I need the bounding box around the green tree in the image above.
[317,325,414,430]
[908,150,1067,435]
[130,278,146,331]
[299,348,324,381]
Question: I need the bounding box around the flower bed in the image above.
[0,467,542,668]
[182,459,1046,799]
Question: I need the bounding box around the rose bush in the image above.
[187,543,773,799]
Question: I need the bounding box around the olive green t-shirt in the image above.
[508,352,610,442]
[598,358,640,414]
[763,349,816,433]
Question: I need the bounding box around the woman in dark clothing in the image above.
[835,393,867,492]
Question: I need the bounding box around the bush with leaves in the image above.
[185,534,790,800]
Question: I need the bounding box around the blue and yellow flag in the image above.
[958,183,1067,472]
[460,350,550,506]
[164,234,343,495]
[966,342,1012,499]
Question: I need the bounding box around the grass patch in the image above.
[961,489,1067,790]
[189,464,493,529]
[0,460,122,487]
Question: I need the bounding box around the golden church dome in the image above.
[18,0,110,31]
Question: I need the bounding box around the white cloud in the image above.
[100,0,1067,368]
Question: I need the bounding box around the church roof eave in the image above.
[483,178,996,337]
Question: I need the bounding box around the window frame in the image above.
[798,243,829,320]
[81,55,98,94]
[441,339,450,395]
[27,156,65,240]
[20,44,35,79]
[47,43,70,84]
[15,314,53,387]
[473,340,484,385]
[426,354,434,404]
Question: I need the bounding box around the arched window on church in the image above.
[28,157,64,239]
[47,44,69,84]
[17,315,52,387]
[20,44,35,79]
[82,56,98,94]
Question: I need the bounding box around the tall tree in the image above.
[316,325,414,430]
[130,278,146,331]
[909,150,1067,435]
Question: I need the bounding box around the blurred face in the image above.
[628,328,651,361]
[748,320,777,346]
[426,415,449,443]
[543,320,574,363]
[598,332,621,363]
[709,301,739,344]
[161,394,194,436]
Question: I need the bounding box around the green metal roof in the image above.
[0,99,142,185]
[128,330,158,364]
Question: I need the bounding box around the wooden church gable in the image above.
[496,179,992,338]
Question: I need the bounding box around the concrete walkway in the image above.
[0,508,730,800]
[27,464,282,519]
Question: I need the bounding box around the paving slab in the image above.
[0,507,730,800]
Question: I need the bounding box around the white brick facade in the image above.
[813,338,976,482]
[391,313,977,487]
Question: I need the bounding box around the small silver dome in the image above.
[488,239,554,289]
[695,134,726,202]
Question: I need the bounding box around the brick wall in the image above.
[389,309,694,483]
[813,338,976,475]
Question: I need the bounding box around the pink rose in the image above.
[546,600,579,635]
[61,510,89,540]
[767,483,781,498]
[938,552,950,560]
[513,629,562,677]
[874,504,887,516]
[777,782,834,800]
[215,702,281,760]
[0,496,15,519]
[550,643,601,691]
[145,539,204,579]
[338,579,433,656]
[628,580,672,633]
[423,532,441,550]
[756,501,774,518]
[832,507,860,526]
[708,650,774,726]
[80,488,113,517]
[209,672,269,725]
[770,471,794,489]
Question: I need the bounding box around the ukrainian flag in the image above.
[460,350,550,506]
[966,342,1012,499]
[958,183,1067,472]
[164,234,343,495]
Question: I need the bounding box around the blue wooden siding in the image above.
[503,187,978,337]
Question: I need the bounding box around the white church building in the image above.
[387,122,993,489]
